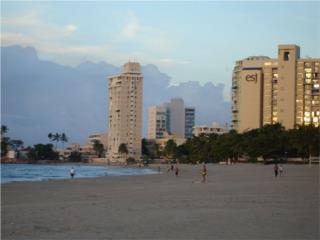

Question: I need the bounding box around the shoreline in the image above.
[1,164,160,185]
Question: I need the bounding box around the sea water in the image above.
[1,164,158,183]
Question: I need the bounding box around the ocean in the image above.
[1,164,158,183]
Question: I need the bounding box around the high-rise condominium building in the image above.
[232,44,320,132]
[148,98,195,139]
[107,62,143,162]
[185,107,196,138]
[165,98,186,138]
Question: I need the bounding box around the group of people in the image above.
[274,163,284,177]
[167,164,180,177]
[167,163,208,183]
[69,163,282,181]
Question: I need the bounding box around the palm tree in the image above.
[52,133,60,149]
[61,133,68,149]
[48,133,53,142]
[1,125,8,135]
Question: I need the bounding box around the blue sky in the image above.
[2,1,320,94]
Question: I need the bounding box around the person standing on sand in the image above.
[274,163,279,177]
[202,164,207,183]
[70,167,75,179]
[279,164,284,176]
[175,165,179,177]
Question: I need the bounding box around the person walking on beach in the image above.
[279,164,284,176]
[202,164,207,183]
[274,163,279,177]
[70,167,75,179]
[175,165,179,177]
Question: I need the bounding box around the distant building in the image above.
[147,106,167,139]
[164,98,186,138]
[155,132,186,150]
[232,44,320,132]
[185,107,195,139]
[148,98,195,139]
[193,122,229,137]
[107,62,143,163]
[88,132,108,149]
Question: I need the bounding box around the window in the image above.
[284,51,290,61]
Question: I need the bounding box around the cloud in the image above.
[1,12,39,26]
[63,24,77,35]
[121,14,141,38]
[1,11,83,56]
[1,10,188,72]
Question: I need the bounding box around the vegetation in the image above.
[93,140,105,158]
[69,151,82,162]
[118,143,128,155]
[1,125,24,159]
[148,123,319,164]
[1,125,10,157]
[27,144,59,161]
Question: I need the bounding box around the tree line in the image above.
[144,124,319,164]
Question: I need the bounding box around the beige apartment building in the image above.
[88,132,108,149]
[107,62,143,163]
[147,106,167,139]
[232,44,320,132]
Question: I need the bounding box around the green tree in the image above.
[118,143,129,159]
[1,125,10,157]
[28,144,59,161]
[69,151,82,162]
[93,140,104,158]
[164,139,177,159]
[289,125,319,163]
[141,138,149,156]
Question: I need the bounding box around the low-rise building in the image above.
[192,122,229,137]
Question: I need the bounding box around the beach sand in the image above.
[2,164,319,240]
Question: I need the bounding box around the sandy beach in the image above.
[1,164,319,240]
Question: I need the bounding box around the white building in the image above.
[192,122,229,137]
[107,62,143,163]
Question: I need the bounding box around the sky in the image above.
[2,1,319,98]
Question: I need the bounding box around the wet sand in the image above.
[2,164,319,240]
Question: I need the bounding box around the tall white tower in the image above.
[107,62,143,163]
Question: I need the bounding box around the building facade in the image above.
[107,62,143,162]
[88,132,108,149]
[147,106,167,139]
[185,107,195,138]
[164,98,186,138]
[147,98,195,139]
[232,44,320,132]
[193,122,228,137]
